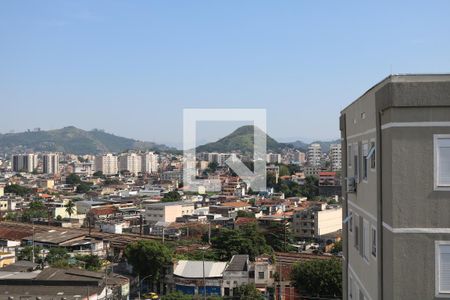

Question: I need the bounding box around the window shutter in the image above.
[437,139,450,186]
[439,245,450,293]
[364,220,370,260]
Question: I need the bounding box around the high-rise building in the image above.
[119,153,142,175]
[293,150,306,165]
[341,74,450,300]
[307,143,322,166]
[329,143,342,171]
[12,154,39,173]
[95,153,118,175]
[42,153,59,174]
[141,152,159,174]
[266,153,281,164]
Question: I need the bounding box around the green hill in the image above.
[0,126,174,154]
[196,125,290,154]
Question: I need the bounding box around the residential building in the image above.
[293,202,342,238]
[341,74,450,300]
[42,153,60,174]
[119,152,142,175]
[266,153,281,164]
[0,185,3,197]
[293,150,306,165]
[143,201,195,224]
[307,143,322,166]
[95,153,118,175]
[141,151,159,174]
[12,153,38,173]
[329,143,342,171]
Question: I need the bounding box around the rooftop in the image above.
[174,260,228,279]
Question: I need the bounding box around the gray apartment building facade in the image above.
[341,74,450,300]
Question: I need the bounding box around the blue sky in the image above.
[1,1,450,147]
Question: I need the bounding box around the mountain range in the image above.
[0,125,339,155]
[0,126,174,155]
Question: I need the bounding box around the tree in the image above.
[236,210,255,218]
[93,171,104,178]
[209,223,271,260]
[291,258,342,298]
[18,245,43,263]
[125,240,173,281]
[66,173,81,185]
[207,162,219,173]
[234,283,265,300]
[22,200,47,221]
[263,221,294,252]
[65,200,76,218]
[75,254,102,271]
[76,182,91,193]
[331,240,342,254]
[301,175,319,199]
[46,247,70,266]
[4,184,32,196]
[161,191,181,202]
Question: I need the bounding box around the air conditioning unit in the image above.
[347,177,356,193]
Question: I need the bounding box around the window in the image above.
[362,143,368,181]
[368,141,376,170]
[436,241,450,296]
[349,211,353,233]
[353,143,359,182]
[258,272,265,280]
[363,219,370,261]
[354,214,359,250]
[348,145,352,168]
[371,226,377,258]
[349,276,353,299]
[434,135,450,190]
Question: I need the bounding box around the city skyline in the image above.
[2,1,450,145]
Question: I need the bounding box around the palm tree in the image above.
[65,200,75,219]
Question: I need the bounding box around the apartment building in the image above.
[266,153,281,164]
[143,201,195,224]
[341,74,450,300]
[307,143,322,166]
[118,152,142,175]
[12,153,39,173]
[42,153,59,174]
[329,143,342,171]
[95,153,118,175]
[141,151,159,174]
[293,150,306,165]
[292,202,342,238]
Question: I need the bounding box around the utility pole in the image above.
[208,222,211,245]
[32,219,35,264]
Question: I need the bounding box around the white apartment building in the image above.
[307,143,322,166]
[329,143,342,171]
[119,153,142,175]
[141,152,159,174]
[293,203,342,238]
[266,153,281,164]
[12,154,39,173]
[42,153,60,174]
[95,153,118,175]
[143,201,195,224]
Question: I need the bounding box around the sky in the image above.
[1,1,450,148]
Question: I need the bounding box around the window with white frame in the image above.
[349,275,353,299]
[436,241,450,296]
[363,219,370,261]
[348,145,352,168]
[371,226,377,258]
[368,141,376,170]
[354,213,359,250]
[362,143,369,181]
[434,135,450,190]
[349,211,353,233]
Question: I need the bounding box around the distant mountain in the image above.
[0,126,174,154]
[196,125,291,154]
[289,139,340,153]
